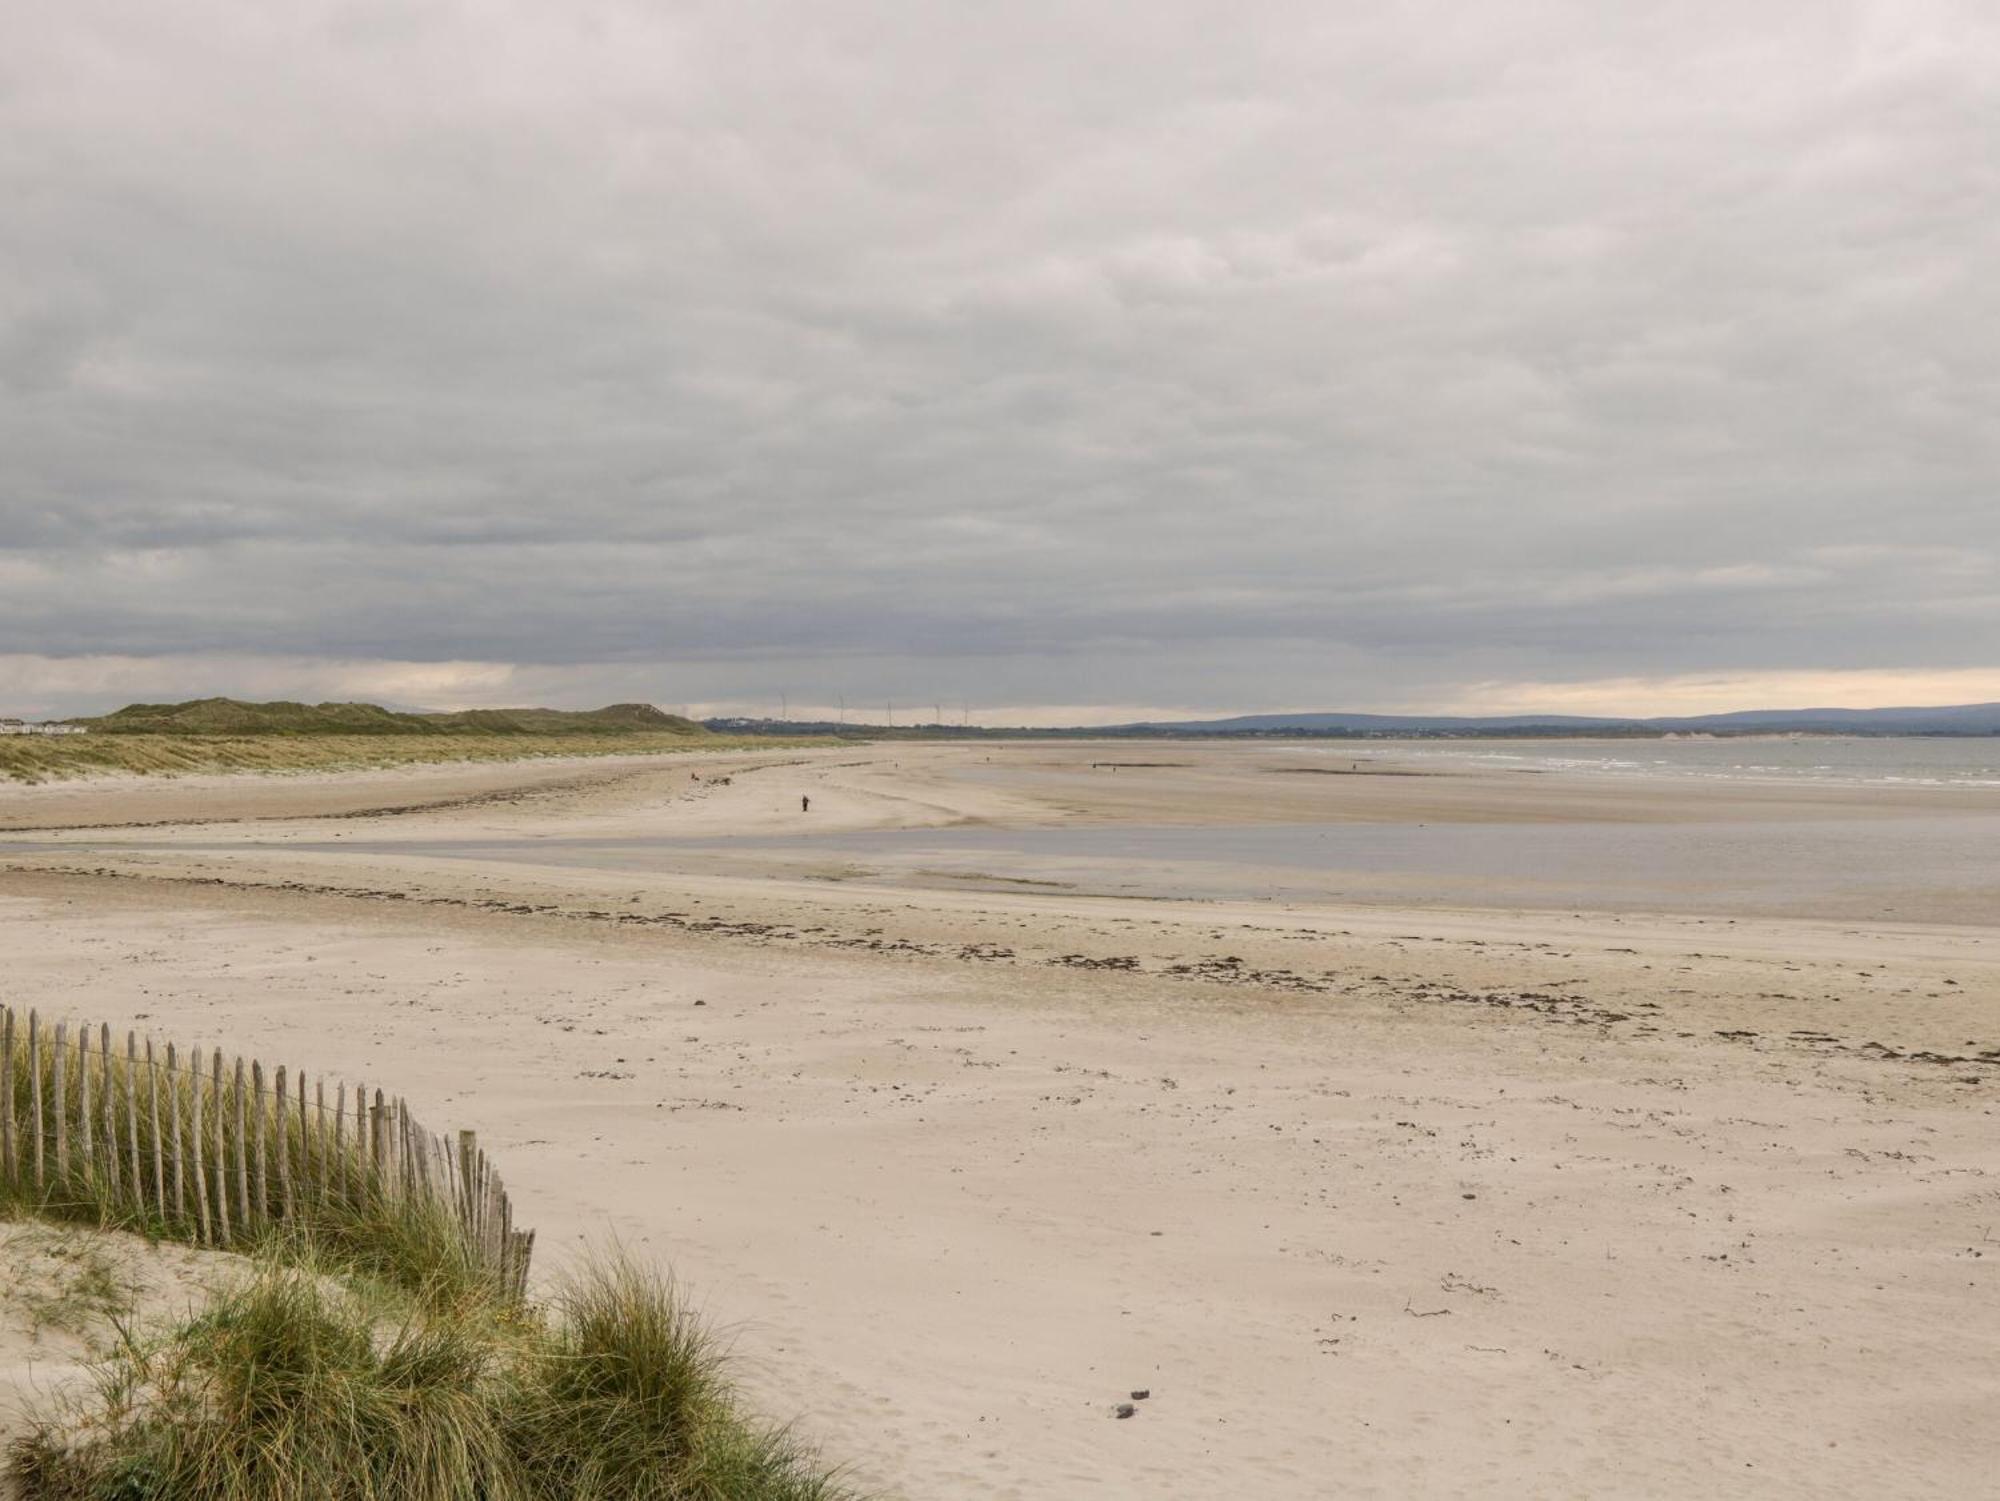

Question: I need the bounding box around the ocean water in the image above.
[1321,735,2000,788]
[759,815,2000,921]
[128,803,2000,924]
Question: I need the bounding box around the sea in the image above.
[1332,735,2000,788]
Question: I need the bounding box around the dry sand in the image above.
[2,742,1997,1497]
[0,1221,239,1494]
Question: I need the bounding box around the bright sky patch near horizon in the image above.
[3,2,1995,723]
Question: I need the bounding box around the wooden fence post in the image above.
[29,1011,43,1189]
[333,1082,348,1202]
[458,1130,476,1242]
[211,1050,230,1245]
[355,1083,369,1195]
[52,1021,67,1186]
[498,1196,512,1289]
[314,1077,326,1205]
[1,1007,14,1186]
[167,1042,187,1227]
[99,1026,113,1173]
[147,1039,165,1222]
[250,1060,268,1226]
[297,1072,309,1207]
[274,1064,291,1221]
[75,1022,92,1184]
[190,1048,211,1245]
[124,1033,141,1207]
[291,1068,304,1215]
[398,1098,413,1201]
[232,1057,250,1233]
[101,1031,116,1201]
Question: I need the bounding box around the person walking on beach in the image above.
[801,794,811,813]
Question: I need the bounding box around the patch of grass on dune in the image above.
[13,1263,526,1501]
[76,700,709,738]
[0,696,841,783]
[512,1254,845,1501]
[0,732,796,785]
[18,1267,514,1501]
[10,1249,856,1501]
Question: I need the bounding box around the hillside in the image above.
[1134,711,1643,734]
[2,699,778,783]
[76,698,705,737]
[1138,702,2000,736]
[713,699,2000,740]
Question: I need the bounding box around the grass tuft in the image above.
[514,1255,730,1496]
[0,730,804,785]
[14,1265,525,1501]
[11,1251,855,1501]
[255,1195,496,1313]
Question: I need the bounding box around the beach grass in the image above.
[511,1253,849,1501]
[0,732,796,785]
[9,1247,852,1501]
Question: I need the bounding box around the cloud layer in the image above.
[4,1,1995,718]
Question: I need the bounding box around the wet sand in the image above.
[3,742,1997,1497]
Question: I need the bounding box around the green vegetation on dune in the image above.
[10,1247,853,1501]
[0,700,824,783]
[76,698,705,737]
[0,732,774,785]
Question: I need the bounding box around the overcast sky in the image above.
[4,1,1995,723]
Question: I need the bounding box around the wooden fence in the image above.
[0,1004,532,1299]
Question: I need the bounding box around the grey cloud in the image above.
[2,0,1996,714]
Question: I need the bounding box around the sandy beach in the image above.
[3,742,1997,1497]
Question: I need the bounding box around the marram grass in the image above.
[12,1266,523,1501]
[0,731,796,785]
[10,1250,856,1501]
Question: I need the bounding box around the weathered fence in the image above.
[0,1004,532,1299]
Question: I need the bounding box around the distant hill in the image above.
[1644,702,2000,733]
[1133,703,2000,737]
[76,698,707,737]
[1135,711,1644,734]
[711,700,2000,739]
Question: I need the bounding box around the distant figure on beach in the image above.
[801,794,811,813]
